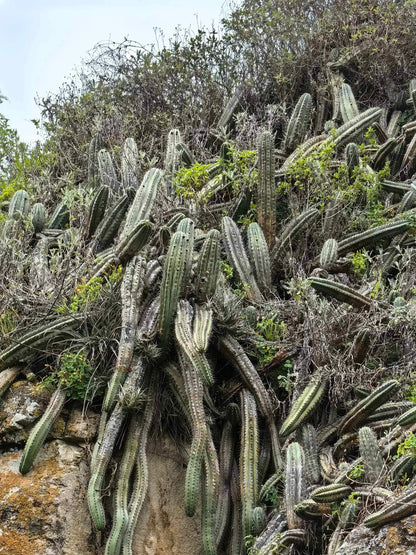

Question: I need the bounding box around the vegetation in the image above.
[3,0,416,553]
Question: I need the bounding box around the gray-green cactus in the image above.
[257,130,276,246]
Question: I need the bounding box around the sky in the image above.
[0,0,228,143]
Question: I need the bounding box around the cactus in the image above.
[87,185,109,238]
[98,148,118,192]
[346,142,360,177]
[175,300,214,386]
[390,140,407,176]
[218,334,283,470]
[372,138,398,171]
[327,501,358,555]
[176,141,195,167]
[311,483,352,503]
[88,132,104,185]
[284,93,312,152]
[317,108,382,152]
[340,379,399,433]
[104,257,146,412]
[122,374,156,555]
[247,222,272,293]
[194,229,221,300]
[400,132,416,175]
[158,230,192,350]
[8,189,30,220]
[122,168,162,238]
[271,208,319,271]
[323,195,341,238]
[0,367,20,398]
[193,304,213,353]
[217,86,244,130]
[319,238,338,270]
[252,506,266,536]
[0,314,83,369]
[285,442,306,529]
[93,192,133,252]
[30,203,47,232]
[116,219,152,264]
[240,389,259,539]
[104,414,140,555]
[257,131,276,246]
[221,216,262,302]
[280,376,326,437]
[48,201,69,229]
[352,328,371,364]
[214,416,235,549]
[121,137,138,190]
[340,84,359,123]
[176,217,195,289]
[363,485,416,529]
[386,111,402,137]
[381,180,411,195]
[301,424,321,484]
[259,472,281,504]
[398,406,416,427]
[359,426,384,482]
[164,129,182,195]
[337,220,410,256]
[309,277,373,309]
[20,388,66,474]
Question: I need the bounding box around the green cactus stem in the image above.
[87,185,109,239]
[337,220,410,256]
[193,304,213,353]
[98,148,119,192]
[20,388,66,474]
[247,222,272,293]
[164,129,182,195]
[280,376,326,437]
[93,192,133,253]
[301,424,321,485]
[122,168,162,238]
[217,86,244,130]
[214,416,235,549]
[319,239,339,270]
[194,229,221,301]
[311,483,352,503]
[359,426,384,482]
[285,442,306,530]
[257,131,276,246]
[48,201,69,229]
[31,203,47,233]
[221,216,262,303]
[9,189,30,220]
[284,93,313,152]
[363,485,416,529]
[240,389,259,540]
[121,137,139,190]
[88,132,104,186]
[309,277,373,309]
[340,84,359,123]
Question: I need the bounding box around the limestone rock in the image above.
[0,440,94,555]
[336,514,416,554]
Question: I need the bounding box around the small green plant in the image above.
[175,162,210,198]
[348,249,371,278]
[220,259,234,280]
[348,463,365,479]
[397,433,416,458]
[0,309,18,335]
[406,384,416,404]
[57,265,122,314]
[41,352,97,401]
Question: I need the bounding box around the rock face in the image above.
[336,515,416,554]
[0,381,202,554]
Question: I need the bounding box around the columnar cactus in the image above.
[98,148,119,192]
[240,388,259,539]
[345,142,360,176]
[30,202,47,232]
[19,388,66,474]
[257,131,276,246]
[88,132,105,186]
[247,222,272,293]
[280,376,326,437]
[164,129,182,195]
[194,229,220,300]
[319,238,338,270]
[340,84,359,124]
[283,93,312,152]
[217,86,244,130]
[87,185,109,239]
[285,442,306,529]
[121,137,139,190]
[359,426,384,482]
[122,168,162,238]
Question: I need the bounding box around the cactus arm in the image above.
[340,84,359,123]
[218,334,283,470]
[194,229,221,300]
[301,424,321,484]
[285,442,306,529]
[319,239,339,270]
[283,93,313,152]
[98,148,119,192]
[240,389,259,539]
[93,193,133,252]
[309,277,373,309]
[88,133,104,186]
[19,388,66,475]
[164,129,182,196]
[257,131,276,246]
[104,414,141,555]
[193,304,213,353]
[359,426,384,482]
[121,137,139,190]
[280,376,326,437]
[247,222,272,293]
[9,189,30,220]
[87,185,109,239]
[0,367,21,398]
[217,86,244,130]
[122,168,162,238]
[122,373,156,555]
[214,419,235,549]
[337,220,410,256]
[363,485,416,529]
[31,203,47,233]
[221,216,262,303]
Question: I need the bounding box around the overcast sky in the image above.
[0,0,227,143]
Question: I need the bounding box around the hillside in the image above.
[2,1,416,554]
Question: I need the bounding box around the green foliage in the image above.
[57,265,122,314]
[0,310,18,336]
[397,433,416,458]
[41,352,97,401]
[348,249,371,278]
[348,463,364,479]
[175,162,211,198]
[254,316,287,368]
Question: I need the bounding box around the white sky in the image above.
[0,0,228,143]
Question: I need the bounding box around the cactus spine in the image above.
[284,93,312,152]
[19,388,66,474]
[221,216,262,302]
[257,131,276,246]
[240,389,259,539]
[247,222,272,293]
[285,442,306,529]
[194,229,220,300]
[340,84,359,123]
[30,202,47,232]
[280,376,326,437]
[121,137,138,190]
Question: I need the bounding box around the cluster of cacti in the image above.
[3,76,416,555]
